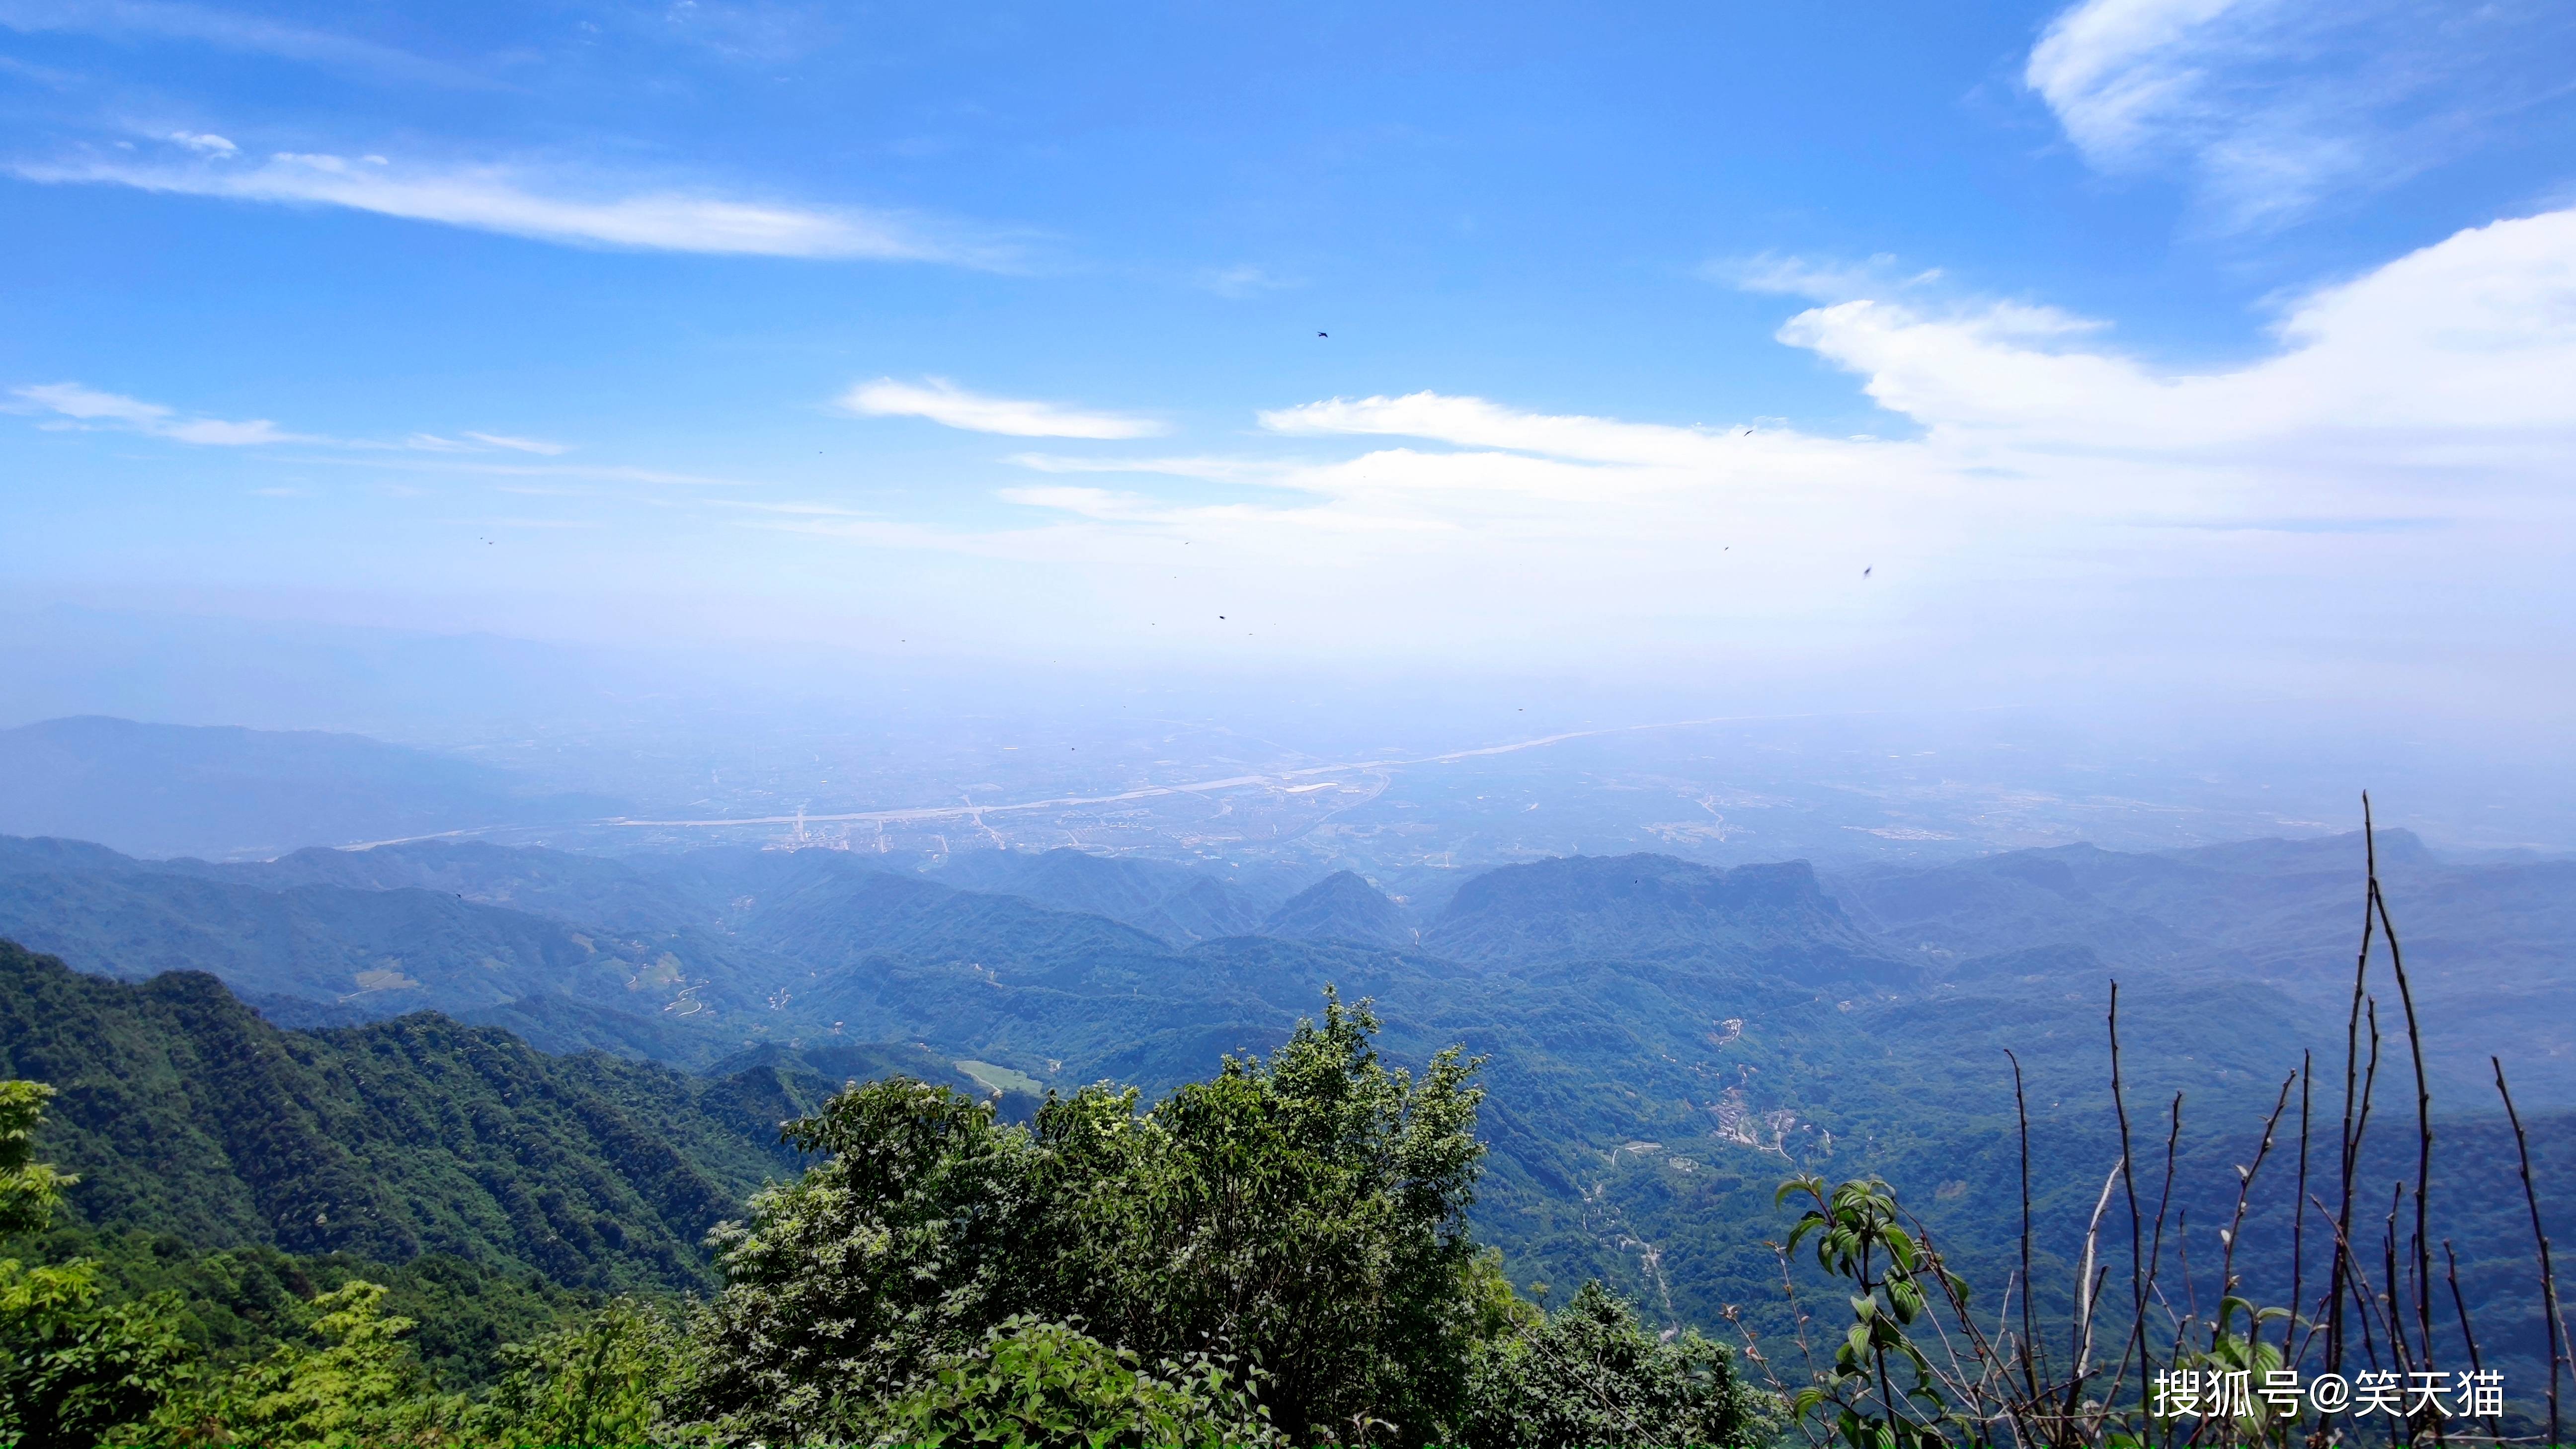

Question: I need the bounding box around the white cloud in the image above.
[2026,0,2252,161]
[1005,453,1294,483]
[10,382,606,461]
[777,207,2576,692]
[167,130,236,156]
[465,431,570,455]
[1260,391,1867,483]
[840,377,1167,439]
[12,381,323,445]
[13,147,1003,263]
[15,381,168,426]
[1778,207,2576,455]
[1195,263,1299,298]
[1714,251,1943,302]
[2025,0,2576,228]
[0,0,487,86]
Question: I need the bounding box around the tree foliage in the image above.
[471,1295,688,1449]
[164,1280,460,1449]
[1460,1281,1771,1449]
[683,990,1509,1444]
[0,994,1779,1449]
[0,1256,191,1449]
[875,1316,1280,1449]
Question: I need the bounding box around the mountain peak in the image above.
[1424,852,1909,984]
[1261,870,1411,949]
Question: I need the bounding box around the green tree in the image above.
[0,1080,196,1449]
[0,1083,74,1238]
[1459,1281,1771,1449]
[167,1280,460,1449]
[875,1315,1280,1449]
[474,1295,690,1449]
[1033,989,1490,1442]
[682,1073,1039,1439]
[684,991,1506,1445]
[0,1258,192,1449]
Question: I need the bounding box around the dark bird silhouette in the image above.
[1316,331,1328,338]
[1863,566,1873,577]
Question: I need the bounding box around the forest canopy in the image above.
[0,991,1771,1448]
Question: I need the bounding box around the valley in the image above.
[1,817,2567,1401]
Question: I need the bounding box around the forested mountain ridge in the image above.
[0,863,748,1024]
[1425,853,1912,984]
[173,837,699,934]
[2,823,2572,1376]
[0,939,818,1290]
[1829,827,2576,1100]
[1262,869,1414,948]
[930,845,1274,943]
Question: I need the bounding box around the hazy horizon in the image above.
[8,0,2576,852]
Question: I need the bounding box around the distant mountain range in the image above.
[0,716,621,860]
[1827,828,2576,1102]
[0,820,2568,1375]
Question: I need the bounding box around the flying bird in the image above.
[1316,331,1328,338]
[1863,566,1872,577]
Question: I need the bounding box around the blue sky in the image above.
[4,0,2575,727]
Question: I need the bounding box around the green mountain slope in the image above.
[182,839,697,935]
[0,837,775,1040]
[0,939,813,1290]
[1833,829,2576,1100]
[1426,853,1914,985]
[932,847,1268,943]
[1262,870,1414,948]
[2,823,2568,1380]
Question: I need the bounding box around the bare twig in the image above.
[2443,1240,2499,1443]
[2309,1190,2403,1380]
[2007,1047,2043,1411]
[2073,1160,2123,1395]
[2333,832,2380,1380]
[2222,1071,2297,1307]
[2364,796,2438,1390]
[2382,1178,2415,1378]
[2355,1001,2387,1376]
[2495,1057,2564,1449]
[2291,1051,2314,1369]
[2108,982,2150,1398]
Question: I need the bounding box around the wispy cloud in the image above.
[299,455,758,487]
[13,381,325,446]
[2025,0,2576,229]
[792,207,2576,675]
[465,431,569,455]
[13,145,1009,264]
[1714,251,1943,302]
[1194,263,1299,298]
[0,0,487,86]
[10,382,593,461]
[1261,391,1780,472]
[839,377,1168,439]
[1004,452,1291,483]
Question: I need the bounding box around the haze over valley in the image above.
[5,0,2574,1438]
